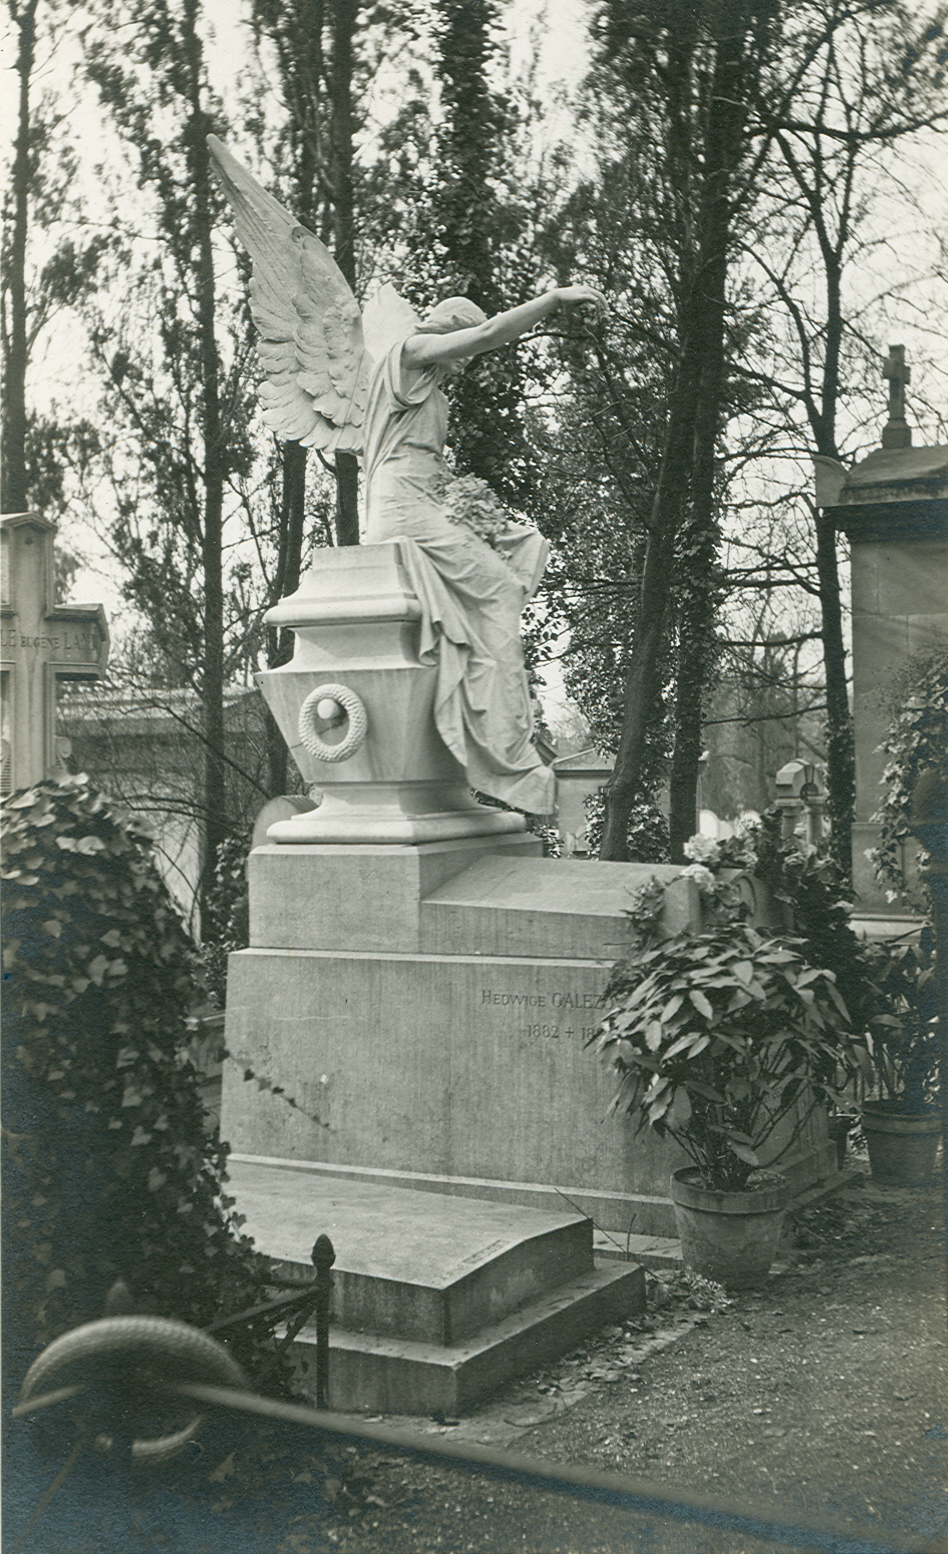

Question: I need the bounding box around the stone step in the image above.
[299,1258,646,1416]
[229,1161,595,1344]
[593,1230,682,1270]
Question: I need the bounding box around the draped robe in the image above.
[361,341,555,815]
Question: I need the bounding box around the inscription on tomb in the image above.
[2,628,101,654]
[480,986,602,1042]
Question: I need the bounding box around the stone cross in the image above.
[1,512,109,794]
[882,343,912,450]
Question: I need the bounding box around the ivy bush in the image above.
[1,778,272,1379]
[583,790,671,862]
[872,646,948,904]
[200,827,252,1008]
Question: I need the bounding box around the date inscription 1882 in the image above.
[480,986,601,1041]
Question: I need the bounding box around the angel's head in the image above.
[416,297,487,376]
[417,297,487,336]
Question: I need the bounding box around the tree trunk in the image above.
[815,253,855,874]
[667,331,725,861]
[814,504,855,872]
[266,439,308,796]
[328,0,360,545]
[182,0,227,919]
[602,7,743,860]
[1,0,38,514]
[599,336,702,859]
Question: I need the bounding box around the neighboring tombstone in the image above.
[551,746,614,855]
[61,683,271,919]
[813,348,948,920]
[1,513,109,794]
[774,760,826,849]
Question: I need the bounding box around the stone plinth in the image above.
[222,847,835,1236]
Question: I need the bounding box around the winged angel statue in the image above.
[208,136,605,816]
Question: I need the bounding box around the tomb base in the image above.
[222,842,839,1243]
[228,1160,645,1414]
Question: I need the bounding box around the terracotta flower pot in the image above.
[670,1168,790,1290]
[860,1100,942,1187]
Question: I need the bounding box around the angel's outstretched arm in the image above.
[404,285,607,369]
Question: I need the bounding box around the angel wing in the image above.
[361,284,422,365]
[207,135,369,452]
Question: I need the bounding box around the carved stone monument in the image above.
[814,348,948,921]
[1,512,109,794]
[221,542,838,1411]
[210,139,838,1412]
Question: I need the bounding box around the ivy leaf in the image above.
[75,835,106,854]
[87,954,110,985]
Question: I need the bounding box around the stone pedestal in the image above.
[223,845,835,1235]
[257,543,522,844]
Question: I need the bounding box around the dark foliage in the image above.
[1,778,273,1384]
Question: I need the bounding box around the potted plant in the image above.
[587,912,862,1288]
[860,935,941,1186]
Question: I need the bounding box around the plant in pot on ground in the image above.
[587,884,865,1288]
[859,932,941,1185]
[686,814,890,1169]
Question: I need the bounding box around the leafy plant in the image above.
[872,647,948,905]
[862,931,940,1113]
[200,827,252,1009]
[685,812,883,1035]
[1,777,274,1378]
[588,920,863,1192]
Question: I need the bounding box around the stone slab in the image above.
[296,1259,646,1415]
[247,835,542,954]
[228,1161,593,1344]
[420,857,697,961]
[230,1155,677,1240]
